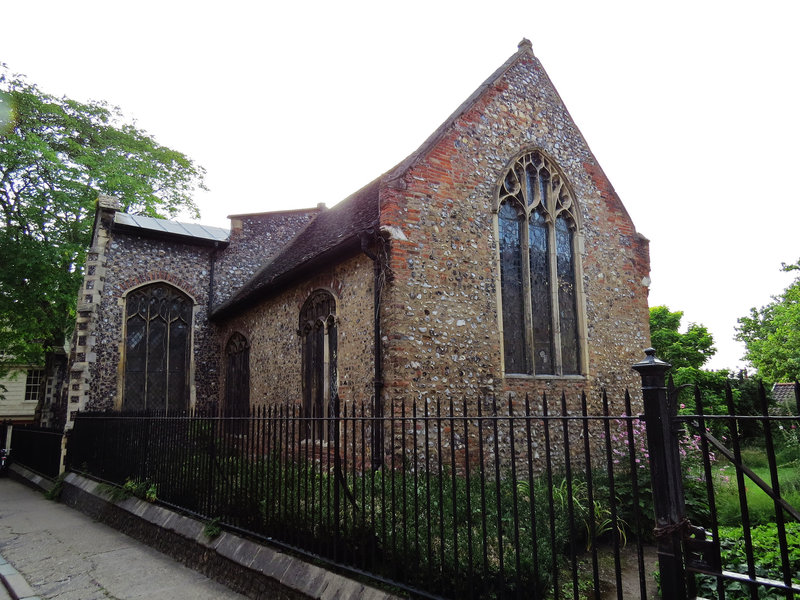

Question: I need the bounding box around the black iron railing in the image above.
[55,351,800,598]
[674,381,800,599]
[68,393,654,599]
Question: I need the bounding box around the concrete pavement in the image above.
[0,477,247,600]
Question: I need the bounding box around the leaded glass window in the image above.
[124,283,192,411]
[224,332,250,432]
[299,290,338,439]
[497,150,582,376]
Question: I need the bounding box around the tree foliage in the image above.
[0,64,205,374]
[736,261,800,382]
[649,305,716,370]
[651,306,764,439]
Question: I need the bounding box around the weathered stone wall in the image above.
[214,252,375,411]
[378,47,650,416]
[58,204,320,428]
[212,209,320,307]
[85,231,218,414]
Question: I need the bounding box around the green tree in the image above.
[650,306,764,440]
[736,261,800,382]
[0,64,205,377]
[649,305,716,369]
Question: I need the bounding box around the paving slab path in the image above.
[0,477,247,600]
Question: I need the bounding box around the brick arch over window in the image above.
[224,332,250,423]
[123,282,192,411]
[299,290,338,439]
[495,149,584,376]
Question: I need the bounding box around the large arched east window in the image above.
[299,290,338,439]
[497,150,582,376]
[124,283,192,411]
[224,332,250,426]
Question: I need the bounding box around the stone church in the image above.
[42,40,651,431]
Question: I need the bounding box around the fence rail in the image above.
[68,393,654,599]
[65,356,800,599]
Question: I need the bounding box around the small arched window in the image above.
[299,290,338,439]
[224,332,250,426]
[497,150,582,376]
[124,283,192,411]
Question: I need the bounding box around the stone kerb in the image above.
[56,472,399,600]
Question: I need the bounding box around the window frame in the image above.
[494,149,587,378]
[299,290,338,440]
[24,369,44,402]
[224,331,250,433]
[121,282,194,412]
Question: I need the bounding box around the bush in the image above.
[695,523,800,599]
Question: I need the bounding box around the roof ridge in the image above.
[219,208,325,307]
[384,39,535,185]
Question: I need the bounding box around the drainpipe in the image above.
[360,231,384,469]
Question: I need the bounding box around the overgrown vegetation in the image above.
[71,416,640,598]
[696,524,800,599]
[203,517,222,539]
[70,387,799,600]
[99,478,157,503]
[737,260,800,383]
[43,472,66,501]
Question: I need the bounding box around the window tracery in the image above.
[299,290,338,439]
[124,283,192,411]
[224,332,250,429]
[497,150,582,376]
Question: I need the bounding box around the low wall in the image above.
[11,465,399,600]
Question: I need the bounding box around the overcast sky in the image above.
[3,0,799,372]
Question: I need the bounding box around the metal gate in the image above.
[634,350,800,599]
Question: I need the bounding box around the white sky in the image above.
[3,0,799,372]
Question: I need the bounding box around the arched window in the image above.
[124,283,192,411]
[224,332,250,428]
[299,290,338,439]
[497,150,582,376]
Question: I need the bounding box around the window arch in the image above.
[124,283,192,411]
[496,150,582,376]
[224,332,250,426]
[299,290,338,439]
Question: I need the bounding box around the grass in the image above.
[713,447,800,527]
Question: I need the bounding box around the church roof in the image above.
[114,212,230,245]
[211,176,381,318]
[772,382,797,405]
[211,40,536,320]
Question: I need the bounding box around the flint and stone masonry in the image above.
[52,40,650,431]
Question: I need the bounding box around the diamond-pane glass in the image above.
[530,209,554,374]
[499,202,527,373]
[498,150,581,376]
[124,284,191,412]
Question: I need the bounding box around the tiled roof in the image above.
[114,213,230,245]
[211,40,536,319]
[772,382,797,406]
[212,176,381,318]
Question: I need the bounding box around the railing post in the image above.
[633,347,689,600]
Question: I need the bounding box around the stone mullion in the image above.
[165,313,174,413]
[322,318,331,434]
[520,207,535,376]
[143,304,152,410]
[547,219,564,376]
